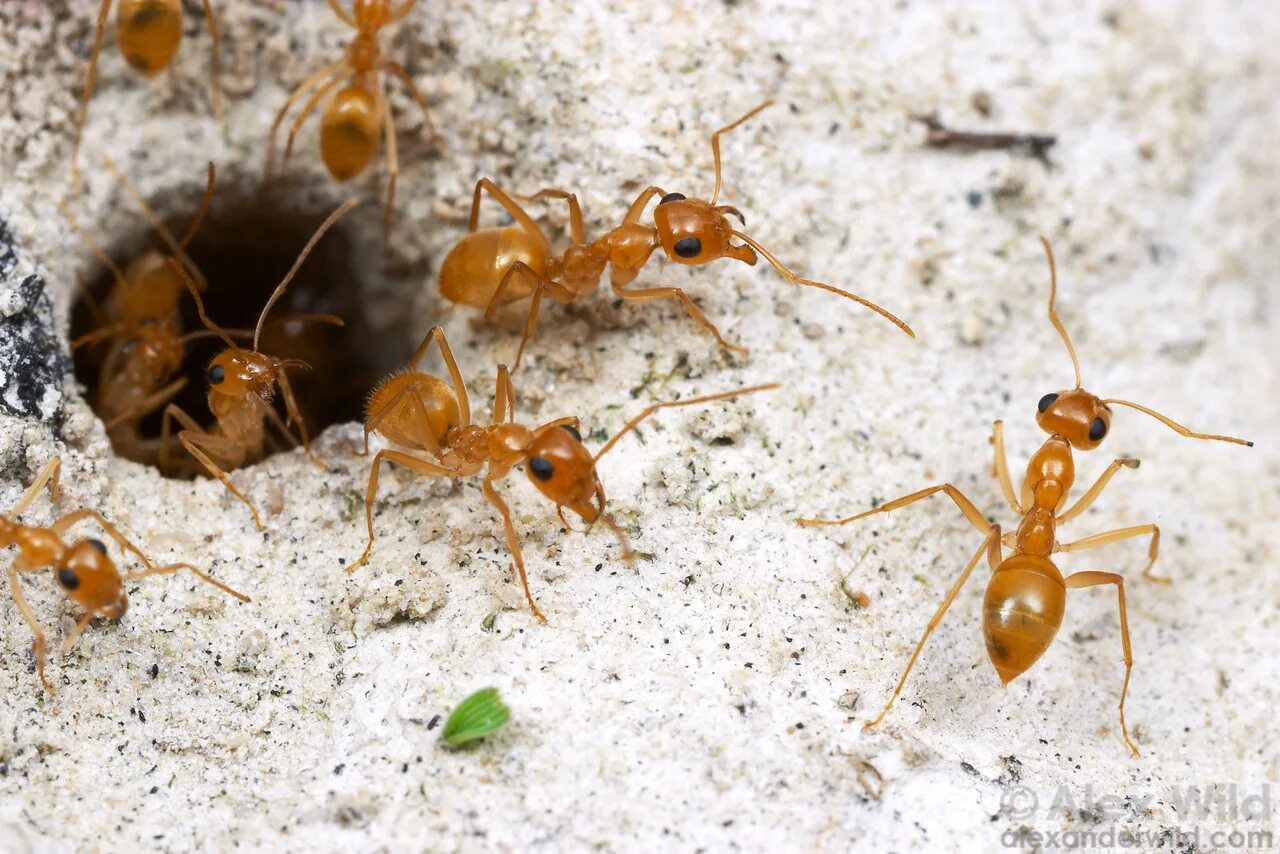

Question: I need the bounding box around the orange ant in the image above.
[799,237,1251,755]
[344,325,777,622]
[158,199,359,531]
[264,0,439,227]
[2,457,248,695]
[64,154,218,464]
[439,101,913,371]
[72,0,223,188]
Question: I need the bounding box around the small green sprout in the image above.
[442,688,510,747]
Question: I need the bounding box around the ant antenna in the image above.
[99,151,209,290]
[710,100,772,206]
[167,257,238,349]
[593,383,780,462]
[1100,399,1253,447]
[1040,236,1082,389]
[178,162,217,249]
[60,199,128,288]
[729,229,915,337]
[254,199,360,350]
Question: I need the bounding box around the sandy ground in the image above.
[0,1,1277,850]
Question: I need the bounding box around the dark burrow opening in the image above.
[70,193,416,475]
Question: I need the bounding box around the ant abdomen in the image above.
[440,228,549,308]
[320,87,382,181]
[983,555,1066,684]
[117,0,184,76]
[365,371,461,450]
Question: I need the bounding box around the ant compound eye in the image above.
[207,364,225,385]
[529,455,555,482]
[674,237,702,258]
[659,192,686,205]
[87,538,108,554]
[140,317,156,326]
[560,424,582,442]
[57,568,80,590]
[1038,393,1058,413]
[1089,417,1108,442]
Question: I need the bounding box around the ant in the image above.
[344,325,777,622]
[2,457,248,695]
[799,237,1251,755]
[264,0,439,228]
[438,100,913,372]
[64,154,217,464]
[72,0,223,189]
[158,199,359,531]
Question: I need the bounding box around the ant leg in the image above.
[71,323,126,351]
[376,80,399,232]
[492,364,516,424]
[611,278,748,354]
[282,72,348,167]
[1057,525,1165,584]
[407,327,471,426]
[70,0,114,189]
[103,377,188,431]
[200,0,223,119]
[380,60,442,148]
[1064,570,1139,756]
[264,59,346,181]
[481,477,547,623]
[798,482,991,537]
[123,562,250,603]
[1057,459,1142,524]
[277,370,324,471]
[10,457,62,518]
[7,561,54,694]
[182,431,265,530]
[621,186,669,224]
[327,0,357,26]
[514,188,585,243]
[466,178,547,238]
[345,449,458,573]
[486,264,574,371]
[50,509,153,568]
[864,526,1002,731]
[990,420,1025,515]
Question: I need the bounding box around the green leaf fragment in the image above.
[442,688,510,747]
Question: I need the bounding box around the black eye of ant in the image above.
[560,424,582,442]
[529,455,554,482]
[57,568,80,590]
[674,237,702,258]
[140,317,156,326]
[1089,418,1108,442]
[1038,393,1058,413]
[87,538,107,554]
[659,192,686,204]
[207,364,225,384]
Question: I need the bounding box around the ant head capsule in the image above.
[205,350,279,402]
[653,197,757,268]
[58,539,128,619]
[523,426,601,522]
[1036,388,1111,450]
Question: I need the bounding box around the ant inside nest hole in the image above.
[67,173,423,477]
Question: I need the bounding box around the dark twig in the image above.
[913,113,1057,167]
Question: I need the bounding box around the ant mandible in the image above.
[2,457,248,695]
[72,0,223,188]
[64,154,218,464]
[344,325,778,622]
[439,101,913,372]
[264,0,440,228]
[158,199,359,531]
[799,237,1251,755]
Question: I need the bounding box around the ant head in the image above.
[1036,389,1111,450]
[205,349,280,402]
[57,539,128,619]
[652,194,757,268]
[523,424,602,522]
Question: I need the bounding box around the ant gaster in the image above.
[159,199,359,530]
[345,325,778,622]
[799,237,1251,755]
[2,457,248,694]
[264,0,439,228]
[72,0,223,188]
[438,101,913,371]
